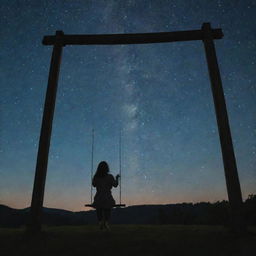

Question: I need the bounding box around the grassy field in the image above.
[0,225,256,256]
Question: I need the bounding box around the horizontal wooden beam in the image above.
[42,28,223,46]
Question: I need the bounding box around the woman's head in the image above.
[95,161,109,177]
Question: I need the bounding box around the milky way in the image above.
[0,0,255,211]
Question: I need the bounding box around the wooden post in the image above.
[202,23,246,232]
[27,31,64,232]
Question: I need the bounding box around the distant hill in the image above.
[1,195,256,227]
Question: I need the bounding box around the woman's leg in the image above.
[102,208,111,230]
[96,208,103,222]
[103,208,111,222]
[96,208,104,230]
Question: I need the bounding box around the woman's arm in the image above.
[112,174,120,187]
[92,176,97,187]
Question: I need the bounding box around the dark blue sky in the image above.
[0,0,255,211]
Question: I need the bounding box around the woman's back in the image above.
[92,174,118,208]
[93,174,118,192]
[92,161,120,229]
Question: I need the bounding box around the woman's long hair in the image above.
[94,161,109,178]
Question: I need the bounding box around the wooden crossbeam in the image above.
[43,29,223,46]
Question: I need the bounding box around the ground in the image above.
[0,225,256,256]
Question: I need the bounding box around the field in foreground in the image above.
[0,225,256,256]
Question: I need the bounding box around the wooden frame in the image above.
[28,23,245,233]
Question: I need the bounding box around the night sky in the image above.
[1,0,255,211]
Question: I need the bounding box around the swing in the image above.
[85,129,126,208]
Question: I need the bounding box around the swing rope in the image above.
[119,129,122,205]
[90,128,94,204]
[86,128,125,208]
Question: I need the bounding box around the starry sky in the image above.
[0,0,255,211]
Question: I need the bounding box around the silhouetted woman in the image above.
[92,161,120,230]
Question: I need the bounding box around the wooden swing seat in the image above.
[85,204,126,208]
